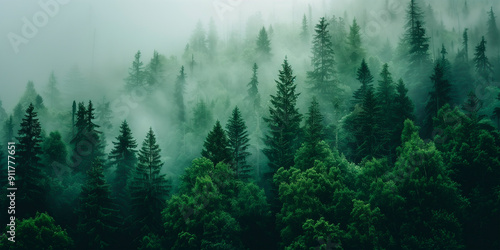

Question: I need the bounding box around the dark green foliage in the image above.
[226,107,251,180]
[202,120,232,165]
[0,212,73,249]
[41,131,67,178]
[343,18,365,74]
[433,105,500,248]
[125,50,145,91]
[256,27,271,60]
[109,120,137,212]
[391,79,414,152]
[424,62,452,137]
[130,128,170,237]
[409,20,430,68]
[16,103,48,218]
[174,66,187,123]
[493,93,500,128]
[473,36,493,82]
[263,58,302,172]
[307,17,339,105]
[246,63,261,110]
[77,159,117,249]
[356,89,384,161]
[375,63,395,155]
[3,115,14,145]
[352,59,374,106]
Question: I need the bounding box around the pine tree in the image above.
[202,120,232,165]
[493,93,500,128]
[109,120,137,211]
[263,58,302,172]
[297,97,326,168]
[125,50,145,91]
[487,7,500,47]
[19,81,39,108]
[145,50,164,88]
[462,28,469,62]
[78,159,117,249]
[300,14,309,45]
[246,63,261,110]
[409,20,430,68]
[352,59,374,106]
[41,131,68,178]
[474,36,493,82]
[174,66,187,123]
[226,107,251,180]
[424,62,452,137]
[16,103,47,218]
[405,0,424,34]
[3,115,14,145]
[256,27,271,60]
[71,101,77,138]
[192,100,213,134]
[307,17,339,105]
[130,128,170,237]
[375,64,396,152]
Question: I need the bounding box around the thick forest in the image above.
[1,0,500,249]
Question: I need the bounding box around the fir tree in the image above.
[493,93,500,128]
[462,28,469,62]
[487,7,500,47]
[409,20,430,68]
[109,120,137,211]
[474,36,493,82]
[246,63,261,110]
[192,100,213,134]
[307,17,339,105]
[352,59,374,106]
[356,88,383,160]
[202,120,232,165]
[3,115,14,145]
[263,58,303,172]
[345,18,365,72]
[226,107,251,180]
[16,103,47,217]
[424,62,452,137]
[125,50,145,91]
[78,159,117,249]
[72,101,77,138]
[41,131,68,178]
[130,128,170,237]
[375,63,396,152]
[304,97,325,146]
[256,27,271,60]
[174,66,187,123]
[19,81,38,108]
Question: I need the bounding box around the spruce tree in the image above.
[202,120,232,165]
[493,93,500,128]
[487,7,500,47]
[297,97,326,168]
[256,27,271,60]
[226,107,251,180]
[263,58,302,172]
[246,63,261,110]
[109,120,137,210]
[174,66,187,123]
[72,101,77,138]
[424,62,452,137]
[3,115,14,145]
[125,50,145,91]
[45,71,61,108]
[130,128,170,237]
[16,103,47,218]
[345,18,365,72]
[375,63,396,154]
[352,59,374,106]
[78,159,117,249]
[192,100,213,134]
[307,17,339,105]
[474,36,493,82]
[409,20,430,68]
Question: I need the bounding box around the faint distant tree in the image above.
[96,98,113,131]
[125,50,145,91]
[145,50,164,88]
[246,63,261,110]
[256,27,271,61]
[192,100,213,134]
[487,7,500,47]
[345,18,365,73]
[0,100,7,124]
[190,20,207,53]
[300,14,309,45]
[174,66,187,123]
[2,115,14,145]
[307,17,339,107]
[207,18,218,60]
[473,36,493,82]
[44,71,62,108]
